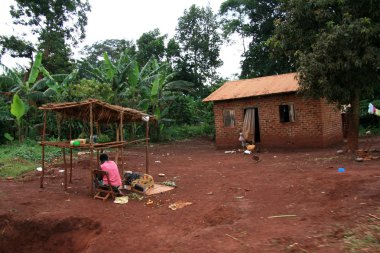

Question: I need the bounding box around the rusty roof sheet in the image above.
[203,73,299,102]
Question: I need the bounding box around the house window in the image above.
[279,104,295,122]
[223,109,235,127]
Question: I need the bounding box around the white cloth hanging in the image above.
[243,109,255,142]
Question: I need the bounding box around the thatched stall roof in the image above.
[38,99,154,194]
[39,99,154,123]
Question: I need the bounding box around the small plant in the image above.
[4,133,14,141]
[160,123,214,142]
[0,140,62,178]
[96,133,111,143]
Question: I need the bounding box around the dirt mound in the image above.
[0,215,102,253]
[204,206,240,226]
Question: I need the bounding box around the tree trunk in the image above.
[346,89,360,152]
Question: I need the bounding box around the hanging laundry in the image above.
[368,103,375,114]
[369,103,380,116]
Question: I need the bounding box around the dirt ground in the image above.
[1,137,380,253]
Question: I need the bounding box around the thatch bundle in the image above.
[39,99,153,123]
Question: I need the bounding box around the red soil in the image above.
[0,137,380,253]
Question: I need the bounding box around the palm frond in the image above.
[0,64,23,86]
[166,80,195,92]
[30,78,49,91]
[0,76,18,91]
[43,88,57,98]
[27,91,45,102]
[62,69,78,86]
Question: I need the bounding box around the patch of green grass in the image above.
[0,140,61,178]
[161,123,214,141]
[344,223,380,252]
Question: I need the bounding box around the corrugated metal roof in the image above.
[203,73,299,102]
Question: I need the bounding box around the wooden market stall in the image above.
[38,99,154,194]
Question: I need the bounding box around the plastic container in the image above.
[70,140,81,146]
[70,139,86,146]
[337,167,345,173]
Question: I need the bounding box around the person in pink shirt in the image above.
[99,153,122,188]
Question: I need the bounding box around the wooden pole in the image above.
[115,123,119,164]
[69,123,72,140]
[89,103,94,194]
[90,148,94,195]
[69,148,73,183]
[90,105,94,145]
[120,112,124,177]
[145,121,149,174]
[96,150,100,168]
[96,121,100,136]
[40,111,47,188]
[63,148,68,191]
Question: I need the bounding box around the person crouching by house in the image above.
[97,153,122,193]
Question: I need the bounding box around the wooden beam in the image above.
[63,148,68,191]
[90,103,94,144]
[146,121,149,174]
[89,103,94,194]
[115,123,119,164]
[120,112,124,177]
[69,148,73,183]
[40,111,47,188]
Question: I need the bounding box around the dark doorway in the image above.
[243,107,260,143]
[254,108,261,142]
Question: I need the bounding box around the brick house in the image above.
[203,73,343,149]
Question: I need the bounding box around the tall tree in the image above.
[270,0,380,151]
[81,39,136,66]
[79,39,136,79]
[4,0,91,74]
[0,35,34,64]
[172,4,223,93]
[220,0,294,78]
[136,29,167,67]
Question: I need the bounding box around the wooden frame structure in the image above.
[38,99,154,194]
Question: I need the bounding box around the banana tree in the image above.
[34,68,78,102]
[1,52,45,104]
[139,62,194,140]
[82,50,135,104]
[32,67,79,139]
[0,52,46,141]
[10,93,27,143]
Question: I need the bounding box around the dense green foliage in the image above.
[220,0,294,78]
[81,39,137,66]
[136,29,167,67]
[1,0,91,74]
[171,5,223,94]
[270,0,380,150]
[0,139,61,177]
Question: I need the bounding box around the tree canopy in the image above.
[136,29,167,67]
[172,4,223,92]
[81,39,136,67]
[270,0,380,150]
[220,0,294,78]
[2,0,91,74]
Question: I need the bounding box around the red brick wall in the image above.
[320,99,343,146]
[213,93,343,149]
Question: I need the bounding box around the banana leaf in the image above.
[10,93,26,124]
[27,52,43,86]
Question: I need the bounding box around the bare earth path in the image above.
[1,137,380,253]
